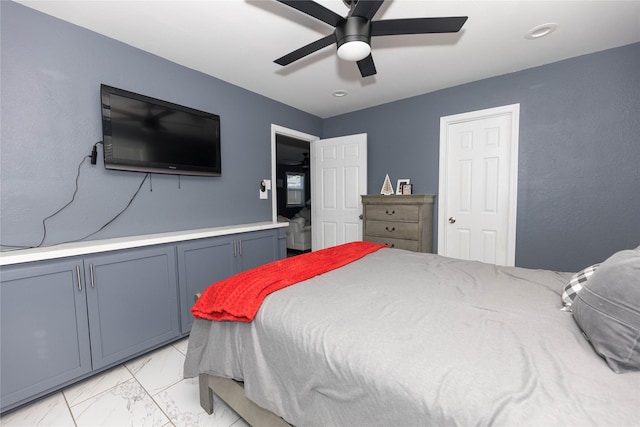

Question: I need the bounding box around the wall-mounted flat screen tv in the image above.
[100,84,221,177]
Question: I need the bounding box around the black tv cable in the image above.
[1,143,148,251]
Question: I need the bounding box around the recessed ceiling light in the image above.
[525,23,558,40]
[332,90,348,98]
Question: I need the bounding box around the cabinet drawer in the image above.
[365,204,420,221]
[365,220,419,240]
[364,236,419,252]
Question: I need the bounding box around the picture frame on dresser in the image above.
[396,179,410,195]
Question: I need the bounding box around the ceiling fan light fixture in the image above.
[337,40,371,61]
[335,16,371,62]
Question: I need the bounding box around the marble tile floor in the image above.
[0,338,249,427]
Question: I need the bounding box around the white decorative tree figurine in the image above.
[380,174,394,195]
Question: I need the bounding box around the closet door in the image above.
[438,104,519,266]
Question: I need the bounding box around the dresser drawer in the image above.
[364,204,420,222]
[365,220,419,240]
[361,194,435,253]
[364,236,419,252]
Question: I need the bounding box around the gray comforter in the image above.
[184,248,640,426]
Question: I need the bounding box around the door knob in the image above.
[448,217,456,224]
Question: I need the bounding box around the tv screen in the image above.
[100,84,221,176]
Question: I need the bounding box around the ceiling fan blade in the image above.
[276,0,343,27]
[350,0,384,20]
[275,33,337,66]
[357,54,377,77]
[371,16,468,36]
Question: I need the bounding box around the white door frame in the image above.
[270,124,319,222]
[437,104,520,265]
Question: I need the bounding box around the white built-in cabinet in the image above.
[0,224,287,413]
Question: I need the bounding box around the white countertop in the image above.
[0,222,288,266]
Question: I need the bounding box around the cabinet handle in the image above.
[233,241,237,257]
[385,226,395,232]
[76,265,83,291]
[239,240,243,256]
[90,263,95,288]
[385,210,395,215]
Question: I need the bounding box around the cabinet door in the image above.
[236,230,279,272]
[276,227,288,260]
[177,237,236,334]
[0,259,91,412]
[84,246,179,370]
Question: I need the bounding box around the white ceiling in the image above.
[15,0,640,119]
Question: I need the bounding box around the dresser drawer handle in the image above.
[385,210,395,215]
[385,226,395,232]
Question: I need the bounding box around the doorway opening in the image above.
[271,125,318,256]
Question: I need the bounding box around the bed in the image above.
[183,243,640,426]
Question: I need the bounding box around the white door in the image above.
[311,133,367,251]
[438,104,519,266]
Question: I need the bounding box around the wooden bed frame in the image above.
[198,373,291,427]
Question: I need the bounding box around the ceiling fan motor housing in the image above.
[335,16,372,50]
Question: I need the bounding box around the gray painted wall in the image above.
[2,2,638,272]
[0,2,321,248]
[323,42,640,272]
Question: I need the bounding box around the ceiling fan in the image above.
[274,0,468,77]
[280,152,310,169]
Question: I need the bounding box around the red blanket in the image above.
[191,241,386,322]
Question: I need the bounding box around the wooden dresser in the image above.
[361,195,435,253]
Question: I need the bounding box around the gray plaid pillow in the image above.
[572,246,640,373]
[561,264,599,311]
